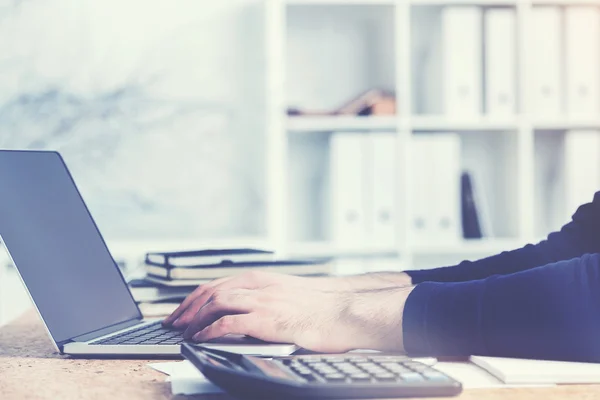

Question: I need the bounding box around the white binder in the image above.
[411,135,435,245]
[531,7,563,116]
[565,7,600,117]
[484,8,517,116]
[367,133,397,250]
[411,134,461,244]
[564,130,600,219]
[442,7,483,117]
[329,132,367,249]
[429,133,462,243]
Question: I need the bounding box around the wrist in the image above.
[368,272,413,287]
[345,272,413,290]
[345,286,415,352]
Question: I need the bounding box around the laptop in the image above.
[0,150,297,357]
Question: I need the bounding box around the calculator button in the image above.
[375,376,398,382]
[322,356,345,363]
[348,356,369,363]
[337,363,361,372]
[317,369,338,376]
[301,358,323,363]
[423,371,450,382]
[374,372,396,379]
[294,368,312,374]
[349,373,372,382]
[298,374,318,382]
[315,364,336,370]
[339,367,361,375]
[324,373,346,382]
[366,367,387,374]
[360,362,379,369]
[387,367,411,374]
[381,362,403,369]
[371,356,410,362]
[400,372,425,383]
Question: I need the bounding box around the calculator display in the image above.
[247,358,297,381]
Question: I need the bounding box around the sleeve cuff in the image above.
[402,280,488,356]
[404,269,439,284]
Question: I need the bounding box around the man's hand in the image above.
[163,270,412,328]
[162,270,414,353]
[179,284,413,353]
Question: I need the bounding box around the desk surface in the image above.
[1,312,600,400]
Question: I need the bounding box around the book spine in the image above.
[144,259,176,269]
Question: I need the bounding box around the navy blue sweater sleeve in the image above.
[403,253,600,361]
[406,192,600,284]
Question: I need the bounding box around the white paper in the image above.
[434,361,504,388]
[148,360,223,395]
[471,356,600,385]
[435,361,554,389]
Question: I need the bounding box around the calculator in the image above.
[181,343,462,399]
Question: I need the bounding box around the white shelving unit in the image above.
[265,0,600,270]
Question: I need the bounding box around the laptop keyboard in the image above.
[92,321,185,346]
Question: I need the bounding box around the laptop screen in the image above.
[0,151,141,344]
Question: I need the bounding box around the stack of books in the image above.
[128,248,333,316]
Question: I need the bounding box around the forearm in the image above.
[403,253,600,361]
[316,271,413,291]
[407,194,600,284]
[344,286,415,352]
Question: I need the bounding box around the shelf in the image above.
[288,238,526,258]
[287,116,524,133]
[286,0,519,4]
[287,116,398,132]
[411,0,517,5]
[411,116,519,131]
[410,238,526,255]
[286,0,395,5]
[533,119,600,131]
[288,241,399,257]
[532,0,600,5]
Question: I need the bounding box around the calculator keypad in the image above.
[281,356,448,385]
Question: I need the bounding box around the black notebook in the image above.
[145,248,274,268]
[145,259,334,282]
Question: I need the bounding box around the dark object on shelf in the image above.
[461,172,483,239]
[288,88,396,117]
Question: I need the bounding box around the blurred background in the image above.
[1,0,599,325]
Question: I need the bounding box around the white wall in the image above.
[0,0,267,240]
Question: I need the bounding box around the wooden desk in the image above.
[1,312,599,400]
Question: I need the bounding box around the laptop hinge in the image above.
[70,318,143,343]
